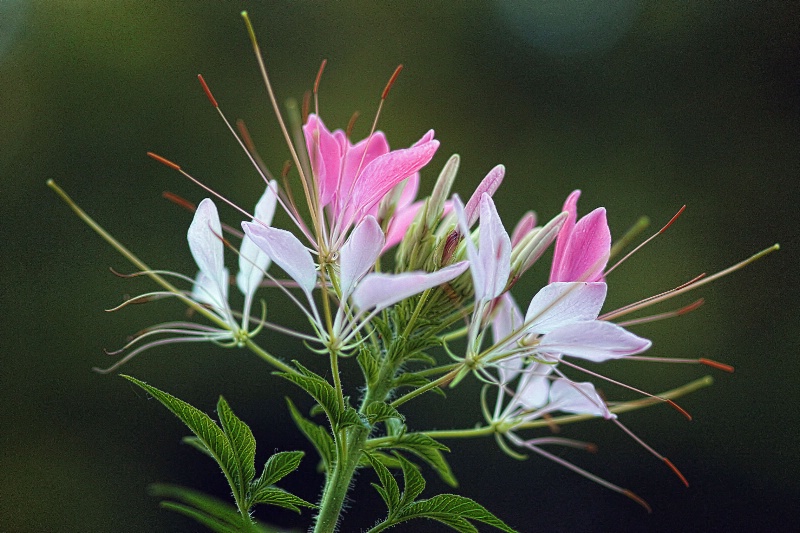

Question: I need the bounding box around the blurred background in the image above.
[2,1,798,531]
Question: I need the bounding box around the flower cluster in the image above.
[51,15,775,529]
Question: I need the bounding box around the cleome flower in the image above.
[96,184,278,373]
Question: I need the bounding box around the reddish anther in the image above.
[302,91,311,123]
[147,152,181,171]
[197,74,219,108]
[314,59,327,94]
[382,64,404,100]
[658,205,686,234]
[346,111,360,139]
[662,457,690,487]
[677,298,705,316]
[623,490,652,513]
[162,191,196,213]
[700,358,735,373]
[667,399,693,421]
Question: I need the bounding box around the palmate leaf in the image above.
[397,454,426,508]
[396,494,517,533]
[122,376,244,497]
[364,401,405,425]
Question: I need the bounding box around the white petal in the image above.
[452,195,484,298]
[514,365,553,410]
[241,221,317,295]
[188,199,224,282]
[237,182,279,298]
[477,193,511,300]
[191,268,229,312]
[340,216,385,299]
[549,379,613,418]
[537,320,652,362]
[524,282,607,335]
[352,261,469,312]
[491,294,525,383]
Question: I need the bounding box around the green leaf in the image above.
[159,502,242,533]
[151,484,243,529]
[250,487,316,513]
[217,396,257,490]
[286,398,335,471]
[397,494,517,533]
[122,376,240,496]
[253,451,304,489]
[357,450,404,470]
[397,454,426,508]
[182,436,214,458]
[383,434,458,487]
[278,362,362,430]
[366,452,400,512]
[364,401,405,425]
[357,348,380,388]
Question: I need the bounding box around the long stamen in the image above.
[612,418,690,487]
[623,355,734,373]
[615,298,704,327]
[195,75,316,246]
[509,434,652,513]
[605,206,685,277]
[240,12,323,244]
[554,361,692,420]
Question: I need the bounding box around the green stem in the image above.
[390,366,462,408]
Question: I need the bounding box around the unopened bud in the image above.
[510,211,568,279]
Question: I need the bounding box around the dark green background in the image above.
[2,1,797,531]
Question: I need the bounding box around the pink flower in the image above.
[303,114,439,244]
[549,190,611,283]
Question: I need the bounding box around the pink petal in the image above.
[303,114,342,208]
[384,200,424,251]
[538,320,652,362]
[524,282,607,335]
[241,221,317,295]
[352,261,469,312]
[549,190,580,282]
[549,379,613,418]
[338,131,390,216]
[188,199,225,285]
[340,216,385,298]
[551,207,610,283]
[511,211,537,248]
[349,133,439,222]
[463,165,505,228]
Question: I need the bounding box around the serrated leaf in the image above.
[383,434,458,487]
[397,494,517,533]
[122,376,239,496]
[182,436,214,458]
[253,451,304,490]
[217,396,257,490]
[278,362,359,430]
[397,454,426,507]
[358,451,403,470]
[364,401,405,425]
[286,398,334,471]
[391,372,434,390]
[250,487,316,513]
[357,348,380,388]
[366,452,400,512]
